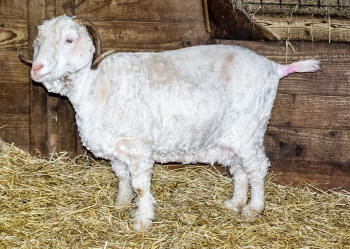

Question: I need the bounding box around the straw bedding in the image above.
[1,139,349,248]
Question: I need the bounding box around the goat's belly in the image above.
[152,131,218,164]
[151,83,229,163]
[152,145,237,166]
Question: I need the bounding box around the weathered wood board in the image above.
[208,0,350,42]
[0,83,29,114]
[0,0,28,19]
[241,0,350,17]
[253,15,350,43]
[0,114,30,151]
[0,50,29,83]
[96,21,209,51]
[75,0,205,23]
[265,127,350,165]
[0,0,29,153]
[271,94,350,129]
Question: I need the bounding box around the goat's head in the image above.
[19,15,105,83]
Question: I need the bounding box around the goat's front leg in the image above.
[114,138,156,231]
[111,160,133,205]
[128,159,156,232]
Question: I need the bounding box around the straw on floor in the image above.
[0,139,349,248]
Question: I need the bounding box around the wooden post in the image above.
[28,0,47,157]
[28,0,76,157]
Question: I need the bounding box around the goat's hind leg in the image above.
[225,163,249,213]
[241,151,269,220]
[241,171,266,220]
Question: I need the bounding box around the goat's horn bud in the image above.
[18,50,33,65]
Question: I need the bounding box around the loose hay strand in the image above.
[0,139,349,248]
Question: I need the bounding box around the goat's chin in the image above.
[31,73,48,82]
[42,80,70,96]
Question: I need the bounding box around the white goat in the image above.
[20,15,320,231]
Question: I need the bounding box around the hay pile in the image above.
[1,139,349,248]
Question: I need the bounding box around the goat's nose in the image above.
[32,63,44,72]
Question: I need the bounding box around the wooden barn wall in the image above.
[0,0,30,151]
[0,0,349,189]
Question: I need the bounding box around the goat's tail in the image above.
[279,59,320,78]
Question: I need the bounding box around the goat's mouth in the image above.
[31,71,49,82]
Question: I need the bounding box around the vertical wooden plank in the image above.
[40,0,78,156]
[57,98,77,153]
[45,0,56,18]
[73,0,86,155]
[56,0,75,16]
[29,0,77,156]
[45,0,59,154]
[55,0,77,155]
[28,0,48,156]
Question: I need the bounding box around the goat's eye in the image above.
[65,38,73,44]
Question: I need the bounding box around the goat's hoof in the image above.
[224,199,240,213]
[241,205,261,220]
[133,217,152,232]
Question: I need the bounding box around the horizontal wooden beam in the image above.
[253,14,350,43]
[265,126,350,165]
[0,0,28,19]
[241,1,350,18]
[269,153,350,190]
[270,94,350,130]
[94,21,209,51]
[75,0,205,23]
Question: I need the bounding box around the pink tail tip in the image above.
[281,59,320,77]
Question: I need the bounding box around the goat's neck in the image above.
[66,65,97,113]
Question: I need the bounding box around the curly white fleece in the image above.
[32,15,320,232]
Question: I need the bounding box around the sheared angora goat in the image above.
[19,15,320,232]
